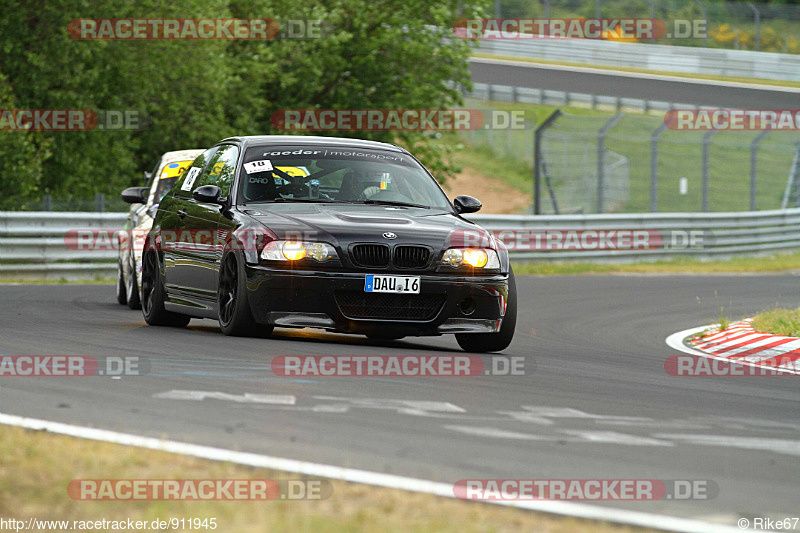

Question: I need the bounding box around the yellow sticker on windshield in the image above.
[275,166,309,177]
[210,161,225,176]
[160,161,194,179]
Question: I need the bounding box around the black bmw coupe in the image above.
[142,136,516,352]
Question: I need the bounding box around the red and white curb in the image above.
[666,319,799,375]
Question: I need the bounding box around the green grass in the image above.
[752,308,800,337]
[511,250,800,275]
[0,425,658,533]
[717,307,731,331]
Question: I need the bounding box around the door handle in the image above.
[177,209,187,219]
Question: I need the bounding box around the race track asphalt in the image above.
[469,58,800,108]
[0,275,797,526]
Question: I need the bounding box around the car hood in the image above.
[242,203,487,250]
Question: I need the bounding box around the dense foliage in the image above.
[0,0,488,209]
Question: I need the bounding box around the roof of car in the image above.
[217,135,407,153]
[159,149,205,163]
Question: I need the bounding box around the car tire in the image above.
[455,268,517,353]
[116,259,127,305]
[126,255,141,310]
[218,252,273,337]
[141,250,190,328]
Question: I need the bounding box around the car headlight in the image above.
[261,241,338,262]
[441,248,500,269]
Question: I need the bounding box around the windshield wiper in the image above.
[360,199,430,209]
[270,197,337,203]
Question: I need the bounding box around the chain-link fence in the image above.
[783,146,800,209]
[457,96,800,214]
[492,0,800,53]
[538,112,630,214]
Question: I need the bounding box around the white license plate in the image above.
[364,275,420,294]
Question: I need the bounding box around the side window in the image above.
[174,147,218,197]
[195,144,239,197]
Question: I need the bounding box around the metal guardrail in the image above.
[465,81,701,114]
[2,210,800,279]
[466,208,800,261]
[0,212,125,280]
[477,40,800,82]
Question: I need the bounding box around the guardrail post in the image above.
[95,193,105,213]
[534,109,562,215]
[595,0,601,19]
[526,124,533,161]
[781,142,800,209]
[542,0,550,19]
[597,113,624,213]
[644,0,655,42]
[694,0,708,46]
[750,129,770,211]
[747,2,761,51]
[702,130,718,212]
[650,122,668,212]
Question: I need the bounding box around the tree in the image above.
[0,0,488,208]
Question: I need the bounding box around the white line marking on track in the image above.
[444,425,557,440]
[153,390,296,404]
[560,430,673,447]
[653,434,800,457]
[0,412,744,533]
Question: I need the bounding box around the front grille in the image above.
[350,244,390,268]
[335,291,446,320]
[393,245,430,269]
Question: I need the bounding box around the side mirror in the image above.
[454,195,482,214]
[193,184,222,204]
[121,186,149,204]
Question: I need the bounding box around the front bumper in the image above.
[243,265,509,336]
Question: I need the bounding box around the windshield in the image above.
[152,160,194,203]
[239,146,452,210]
